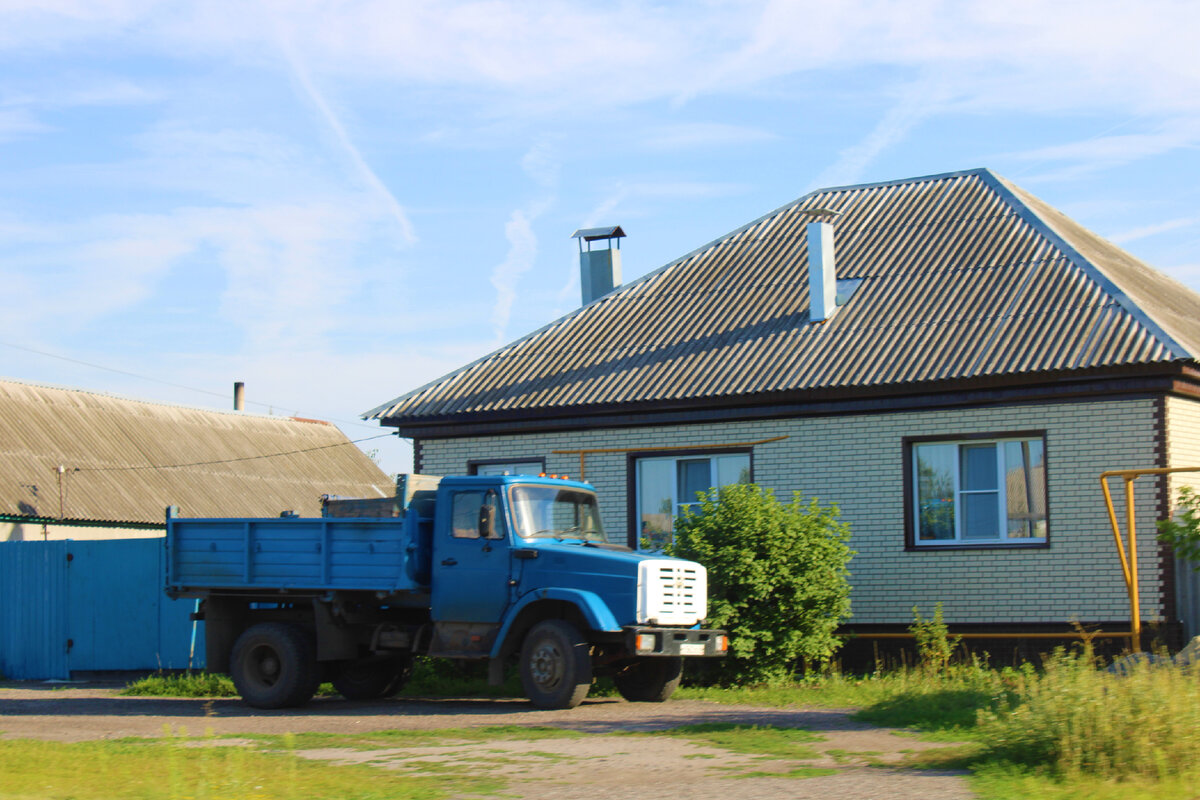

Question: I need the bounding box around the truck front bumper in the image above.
[624,626,728,658]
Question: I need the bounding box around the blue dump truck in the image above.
[166,474,727,710]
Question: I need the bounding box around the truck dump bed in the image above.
[166,514,423,594]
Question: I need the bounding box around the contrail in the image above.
[277,34,417,245]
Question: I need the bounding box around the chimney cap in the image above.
[571,226,626,242]
[801,207,841,221]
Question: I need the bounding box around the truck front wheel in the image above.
[519,620,592,709]
[613,657,683,702]
[230,622,319,709]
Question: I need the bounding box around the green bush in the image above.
[668,483,854,685]
[1158,485,1200,564]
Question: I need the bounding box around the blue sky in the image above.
[3,1,1200,476]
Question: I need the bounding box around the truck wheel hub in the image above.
[251,647,281,684]
[529,642,563,687]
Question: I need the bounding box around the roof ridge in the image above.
[983,171,1193,360]
[0,375,330,425]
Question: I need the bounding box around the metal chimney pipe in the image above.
[233,382,245,411]
[804,208,841,323]
[571,226,626,306]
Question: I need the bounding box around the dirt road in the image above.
[0,682,975,799]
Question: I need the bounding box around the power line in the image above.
[74,432,396,473]
[0,339,384,430]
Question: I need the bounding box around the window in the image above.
[910,435,1047,547]
[450,489,507,539]
[470,459,545,476]
[509,485,606,543]
[634,452,751,550]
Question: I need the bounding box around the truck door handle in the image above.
[441,558,457,566]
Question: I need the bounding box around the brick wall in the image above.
[420,397,1162,626]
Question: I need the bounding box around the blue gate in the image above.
[0,538,204,680]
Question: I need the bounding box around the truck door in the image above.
[431,488,512,626]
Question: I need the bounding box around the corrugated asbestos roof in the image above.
[366,168,1200,427]
[1,379,393,524]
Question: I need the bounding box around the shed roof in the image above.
[1,379,393,524]
[366,168,1200,431]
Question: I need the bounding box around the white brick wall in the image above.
[421,397,1163,626]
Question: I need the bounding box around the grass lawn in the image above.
[114,648,1200,800]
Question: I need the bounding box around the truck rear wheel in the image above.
[230,622,319,709]
[613,657,683,702]
[331,655,413,700]
[519,620,592,709]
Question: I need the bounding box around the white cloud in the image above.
[808,74,956,189]
[487,139,560,340]
[3,1,1199,118]
[0,108,50,140]
[489,208,540,341]
[581,180,745,230]
[641,123,778,150]
[1111,217,1200,245]
[0,198,389,350]
[1007,119,1200,180]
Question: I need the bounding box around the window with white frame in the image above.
[635,452,751,550]
[911,435,1047,546]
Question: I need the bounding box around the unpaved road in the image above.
[0,682,974,799]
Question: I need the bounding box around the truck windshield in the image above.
[510,486,606,542]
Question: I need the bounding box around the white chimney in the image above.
[571,226,625,306]
[805,208,840,323]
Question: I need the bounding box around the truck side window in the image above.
[451,491,485,538]
[450,490,508,540]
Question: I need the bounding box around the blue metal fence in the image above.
[0,538,204,680]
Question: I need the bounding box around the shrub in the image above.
[668,483,854,685]
[1158,485,1200,564]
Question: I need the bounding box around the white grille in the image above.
[637,559,707,626]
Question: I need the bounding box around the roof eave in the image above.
[380,360,1196,438]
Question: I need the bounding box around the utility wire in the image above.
[74,432,396,473]
[0,339,385,430]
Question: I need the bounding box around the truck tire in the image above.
[332,655,413,700]
[613,657,683,702]
[519,619,592,709]
[230,622,319,709]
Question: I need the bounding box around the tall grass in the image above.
[977,646,1200,781]
[685,643,1200,792]
[122,671,237,697]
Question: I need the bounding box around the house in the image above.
[1,378,393,540]
[364,168,1200,648]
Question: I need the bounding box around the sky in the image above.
[3,0,1200,477]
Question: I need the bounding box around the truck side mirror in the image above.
[478,503,496,539]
